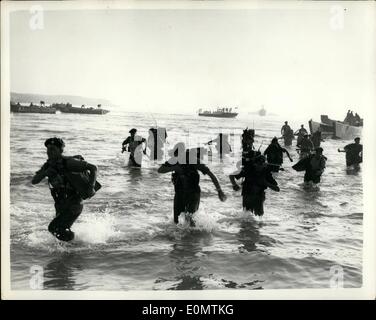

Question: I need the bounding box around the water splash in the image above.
[73,209,123,244]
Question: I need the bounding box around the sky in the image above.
[8,2,375,119]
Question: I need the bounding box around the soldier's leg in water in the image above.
[304,171,312,185]
[254,192,265,216]
[186,192,201,227]
[173,192,185,224]
[312,174,321,184]
[48,196,83,241]
[242,193,253,211]
[303,176,313,188]
[129,154,140,167]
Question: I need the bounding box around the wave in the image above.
[297,211,363,220]
[37,129,70,134]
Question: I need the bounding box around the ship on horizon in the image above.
[198,107,238,118]
[258,105,266,116]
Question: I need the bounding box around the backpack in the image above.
[62,155,102,199]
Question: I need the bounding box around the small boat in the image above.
[198,107,238,118]
[258,106,266,116]
[10,102,56,114]
[52,103,110,115]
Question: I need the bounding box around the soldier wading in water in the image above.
[32,137,100,241]
[229,128,280,216]
[158,142,226,226]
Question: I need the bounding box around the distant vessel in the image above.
[52,103,110,115]
[198,107,238,118]
[309,114,362,140]
[10,102,56,114]
[258,105,266,116]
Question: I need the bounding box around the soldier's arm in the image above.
[32,168,47,185]
[198,165,226,200]
[265,171,280,191]
[158,162,182,174]
[31,163,50,184]
[122,137,130,146]
[122,138,130,152]
[283,148,293,161]
[229,174,241,191]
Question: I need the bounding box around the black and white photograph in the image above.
[1,0,375,299]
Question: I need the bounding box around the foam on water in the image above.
[73,209,123,244]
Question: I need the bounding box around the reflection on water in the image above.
[237,220,261,253]
[166,232,212,290]
[127,166,143,180]
[346,167,361,176]
[44,252,82,290]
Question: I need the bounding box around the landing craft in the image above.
[10,101,56,114]
[309,114,362,140]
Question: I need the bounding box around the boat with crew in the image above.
[309,113,362,140]
[52,103,110,115]
[198,107,238,118]
[10,102,56,114]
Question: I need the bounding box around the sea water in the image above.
[9,111,362,290]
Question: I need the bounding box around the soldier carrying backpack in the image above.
[32,137,100,241]
[158,142,226,226]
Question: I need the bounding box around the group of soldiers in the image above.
[31,121,363,241]
[344,110,362,127]
[281,121,323,155]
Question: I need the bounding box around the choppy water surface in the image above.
[9,111,362,290]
